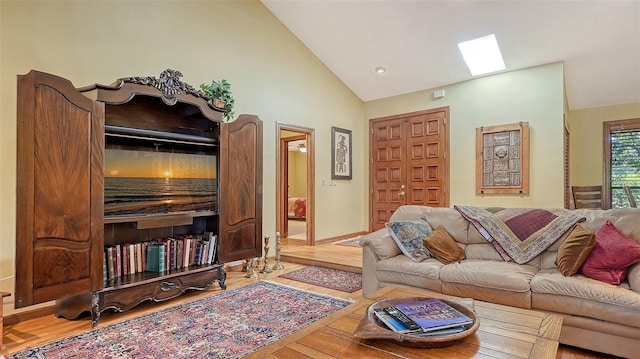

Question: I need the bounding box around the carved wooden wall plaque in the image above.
[476,122,529,194]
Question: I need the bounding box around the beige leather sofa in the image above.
[360,205,640,358]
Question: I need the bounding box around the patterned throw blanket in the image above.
[454,206,585,264]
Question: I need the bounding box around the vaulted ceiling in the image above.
[262,0,640,110]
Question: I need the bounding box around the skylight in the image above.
[458,34,506,76]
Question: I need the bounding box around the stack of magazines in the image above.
[374,298,473,336]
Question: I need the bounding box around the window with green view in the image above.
[610,128,640,208]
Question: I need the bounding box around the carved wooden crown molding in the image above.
[123,69,210,101]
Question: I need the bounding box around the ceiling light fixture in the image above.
[298,143,307,153]
[374,66,386,74]
[457,34,506,76]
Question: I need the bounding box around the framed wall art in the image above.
[476,122,530,194]
[331,126,352,180]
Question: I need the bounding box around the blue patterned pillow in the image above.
[385,219,433,262]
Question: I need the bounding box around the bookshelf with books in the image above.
[102,233,219,281]
[15,70,263,326]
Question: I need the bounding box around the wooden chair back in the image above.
[572,185,604,209]
[624,186,637,208]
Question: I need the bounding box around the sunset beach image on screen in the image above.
[104,149,217,217]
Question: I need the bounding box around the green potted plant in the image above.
[200,79,235,121]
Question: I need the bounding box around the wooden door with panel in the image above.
[370,117,407,231]
[369,108,449,232]
[406,110,448,208]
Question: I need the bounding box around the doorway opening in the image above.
[277,124,315,246]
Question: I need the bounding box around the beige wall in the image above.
[288,150,307,197]
[568,102,640,186]
[364,62,566,209]
[0,1,365,316]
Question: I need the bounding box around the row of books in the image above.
[103,232,218,281]
[374,298,473,336]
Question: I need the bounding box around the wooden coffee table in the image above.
[247,286,562,359]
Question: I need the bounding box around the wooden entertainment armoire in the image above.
[14,69,263,326]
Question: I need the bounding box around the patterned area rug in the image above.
[279,266,362,293]
[7,281,351,359]
[332,236,362,247]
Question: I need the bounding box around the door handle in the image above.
[398,191,405,196]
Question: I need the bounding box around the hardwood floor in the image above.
[281,238,362,273]
[1,240,622,358]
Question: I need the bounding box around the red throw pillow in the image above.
[580,220,640,285]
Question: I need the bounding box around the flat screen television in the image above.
[104,148,217,217]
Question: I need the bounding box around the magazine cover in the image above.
[373,308,422,334]
[395,299,473,331]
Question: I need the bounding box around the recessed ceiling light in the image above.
[374,66,386,74]
[457,34,506,76]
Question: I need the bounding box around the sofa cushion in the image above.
[629,263,640,293]
[464,243,504,261]
[439,259,538,293]
[531,269,640,328]
[423,226,465,264]
[386,219,432,262]
[555,224,596,276]
[580,220,640,285]
[375,255,443,290]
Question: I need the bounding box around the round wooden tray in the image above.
[353,296,480,348]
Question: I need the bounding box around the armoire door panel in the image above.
[33,244,90,288]
[219,115,263,263]
[16,70,105,307]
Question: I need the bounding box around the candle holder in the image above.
[245,258,258,278]
[272,231,284,270]
[260,235,273,273]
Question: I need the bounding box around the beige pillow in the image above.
[359,228,401,259]
[555,224,596,276]
[423,226,465,264]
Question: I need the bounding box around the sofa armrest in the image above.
[362,245,381,297]
[629,263,640,293]
[359,228,401,260]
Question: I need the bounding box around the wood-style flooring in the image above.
[1,240,621,359]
